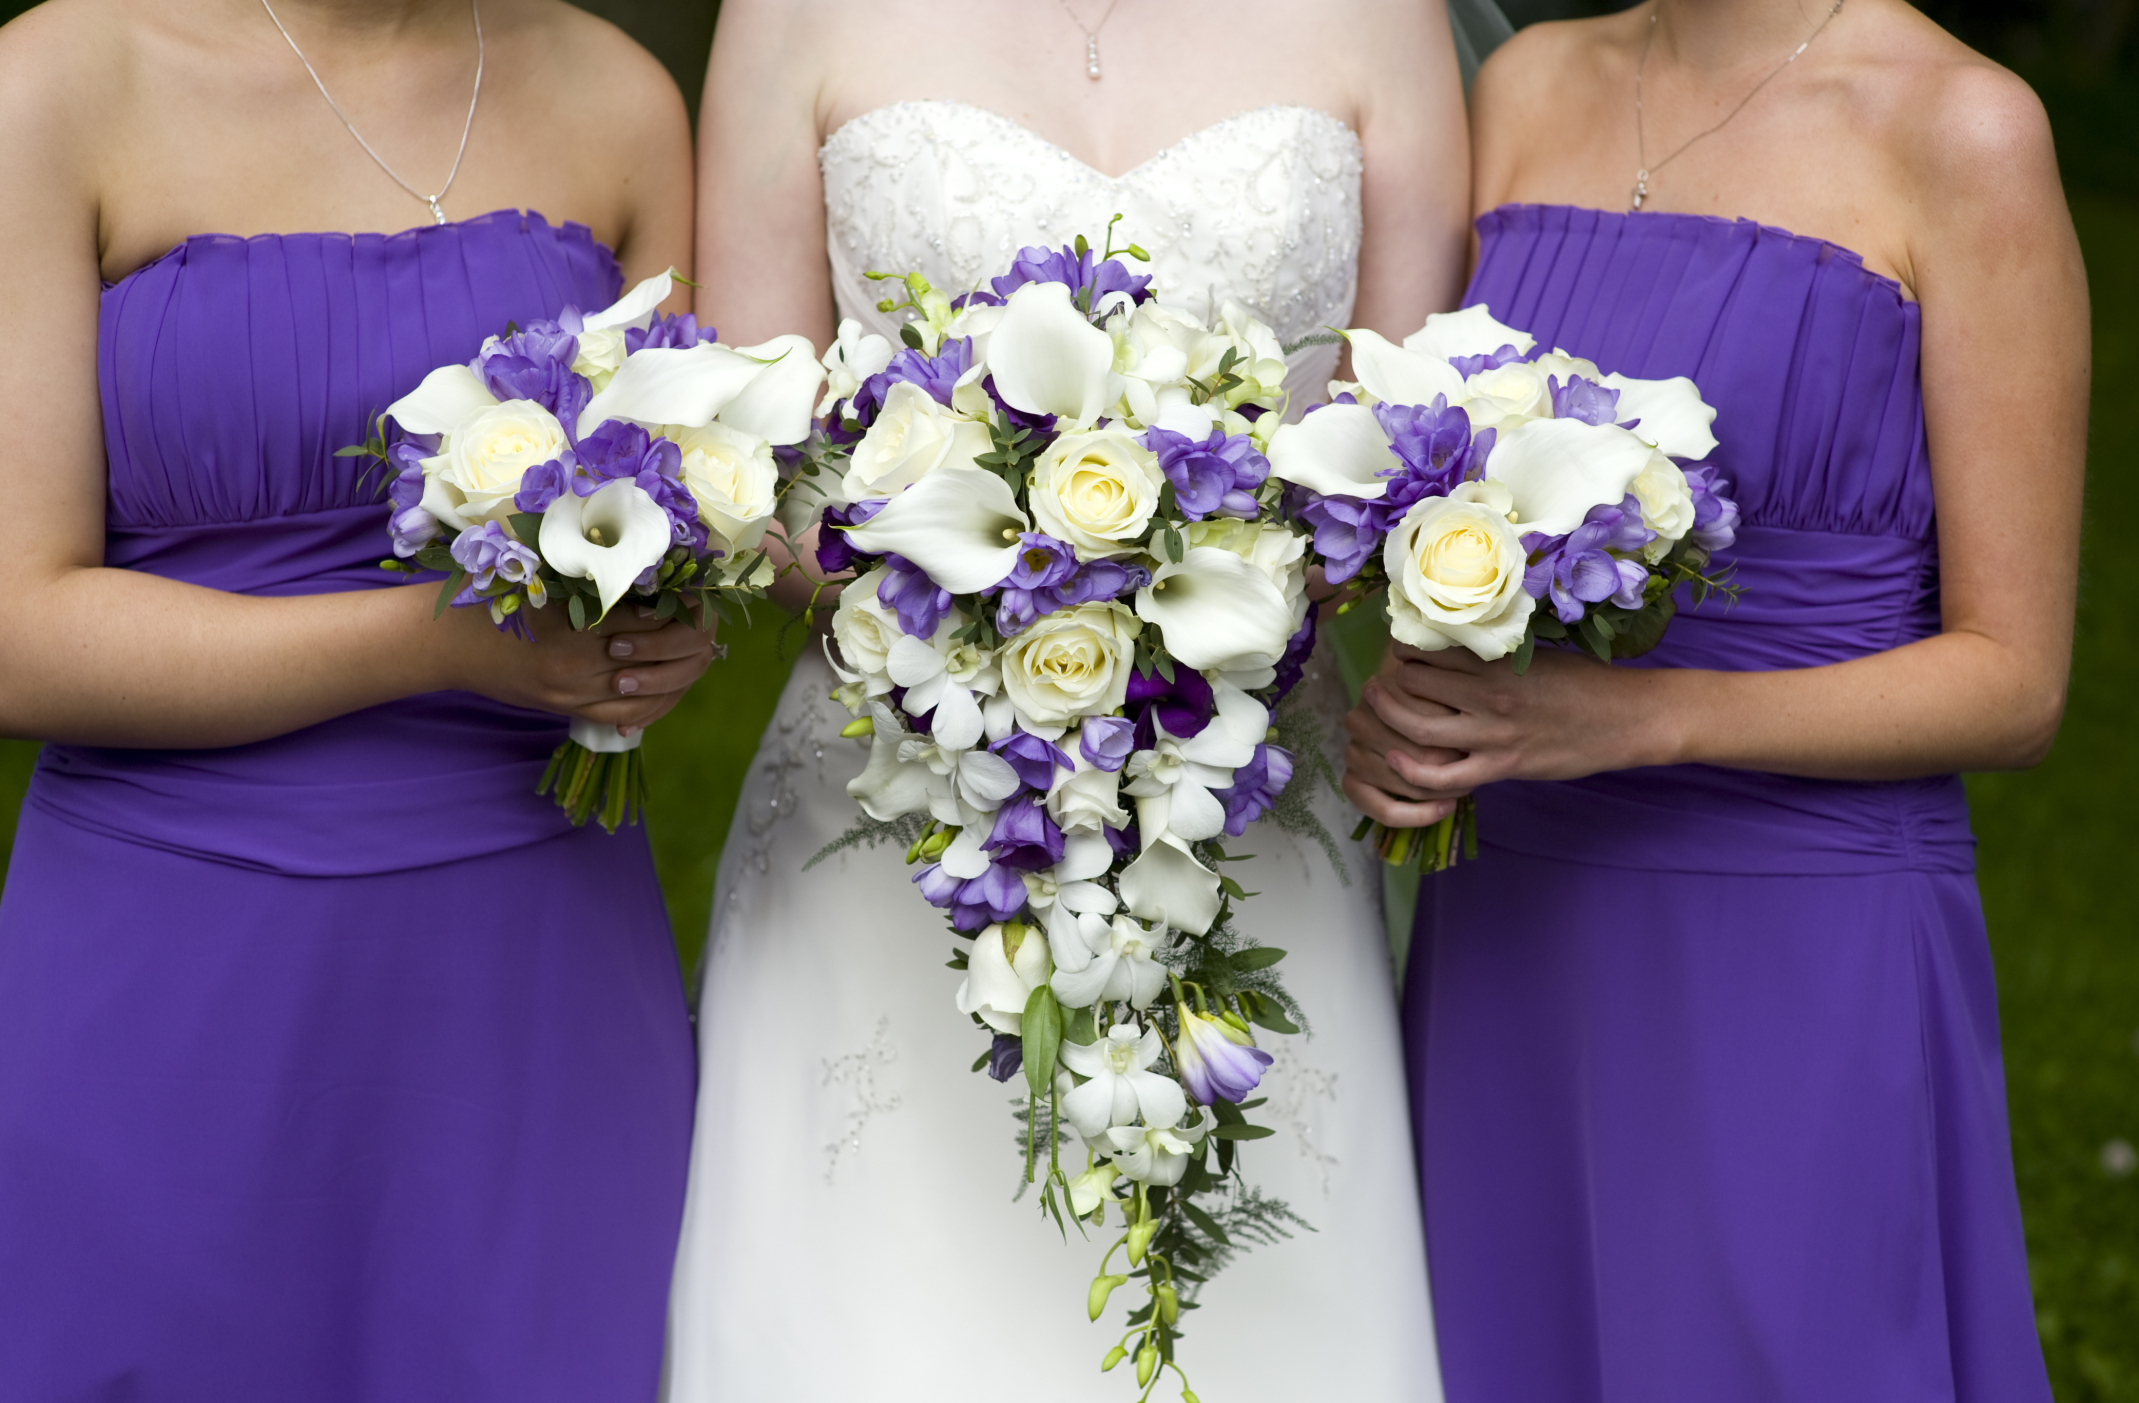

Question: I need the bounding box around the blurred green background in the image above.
[1,0,2133,1394]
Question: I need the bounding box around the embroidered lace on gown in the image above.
[662,103,1446,1403]
[1405,204,2051,1403]
[0,211,696,1403]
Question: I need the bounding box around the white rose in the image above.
[421,399,567,529]
[818,318,895,416]
[571,327,629,391]
[1108,302,1203,424]
[1048,750,1131,835]
[1532,348,1603,387]
[830,568,904,695]
[1000,602,1140,734]
[1029,428,1166,559]
[1384,479,1537,661]
[1629,450,1694,561]
[671,421,778,553]
[841,380,993,502]
[1463,360,1554,420]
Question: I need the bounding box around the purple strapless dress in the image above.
[0,211,694,1401]
[1405,206,2050,1402]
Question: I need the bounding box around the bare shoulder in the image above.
[1470,14,1624,123]
[0,0,127,176]
[519,0,686,135]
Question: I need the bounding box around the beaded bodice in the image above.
[819,101,1363,405]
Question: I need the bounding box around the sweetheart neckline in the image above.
[819,99,1360,186]
[100,208,615,295]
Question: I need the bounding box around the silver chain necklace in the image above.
[258,0,485,225]
[1057,0,1125,80]
[1631,0,1844,211]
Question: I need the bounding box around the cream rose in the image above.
[830,568,904,695]
[1000,602,1140,733]
[671,421,779,553]
[571,327,629,391]
[1029,428,1166,559]
[421,399,567,529]
[841,380,993,502]
[1628,450,1694,562]
[1384,479,1536,660]
[1463,360,1554,420]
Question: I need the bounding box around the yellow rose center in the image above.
[1422,525,1498,589]
[1064,462,1137,531]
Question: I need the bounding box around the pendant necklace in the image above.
[1057,0,1125,80]
[1631,0,1844,211]
[258,0,485,225]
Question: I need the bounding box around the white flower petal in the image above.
[536,480,672,615]
[576,344,772,439]
[987,281,1122,426]
[386,364,496,435]
[1057,832,1114,884]
[940,823,991,879]
[1118,835,1222,936]
[1135,547,1296,673]
[930,684,986,752]
[1347,329,1468,407]
[580,269,675,333]
[715,335,827,446]
[1402,305,1536,363]
[1128,1067,1188,1130]
[1162,781,1227,844]
[843,465,1030,594]
[1485,417,1655,537]
[955,749,1022,809]
[1265,402,1397,499]
[1599,373,1720,461]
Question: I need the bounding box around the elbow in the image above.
[1990,680,2068,771]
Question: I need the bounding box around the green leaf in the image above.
[433,569,466,620]
[1511,626,1539,677]
[509,512,545,546]
[1154,651,1176,684]
[1181,1200,1231,1247]
[899,323,924,351]
[1609,592,1676,661]
[1063,1005,1098,1046]
[970,1050,990,1073]
[332,445,370,458]
[1020,984,1063,1102]
[1208,1097,1245,1126]
[1209,1123,1276,1141]
[567,593,588,632]
[1229,946,1287,971]
[653,592,679,621]
[1163,524,1184,564]
[1241,990,1300,1035]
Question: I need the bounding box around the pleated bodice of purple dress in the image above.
[0,211,694,1402]
[1405,205,2050,1402]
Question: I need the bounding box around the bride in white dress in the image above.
[666,4,1474,1399]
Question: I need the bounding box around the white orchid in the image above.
[986,280,1124,428]
[955,922,1052,1035]
[537,479,672,616]
[1122,682,1267,845]
[1067,1159,1122,1218]
[1117,833,1223,935]
[1049,911,1170,1012]
[842,465,1031,595]
[1022,832,1120,953]
[1058,1024,1189,1138]
[845,703,942,821]
[1102,1120,1207,1186]
[886,620,1001,753]
[1484,416,1655,537]
[1134,546,1296,675]
[819,317,895,416]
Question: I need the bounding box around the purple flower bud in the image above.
[1549,375,1624,427]
[1447,343,1526,379]
[448,521,542,593]
[389,504,441,557]
[1174,1009,1274,1104]
[850,338,973,426]
[1523,495,1655,625]
[1077,716,1136,772]
[386,441,431,510]
[1052,557,1150,608]
[986,1032,1024,1083]
[877,554,955,637]
[1004,532,1079,590]
[992,733,1073,792]
[913,861,964,907]
[626,311,711,353]
[1683,465,1740,554]
[945,862,1032,932]
[990,244,1152,309]
[982,792,1067,872]
[1212,744,1294,837]
[515,458,573,514]
[1269,611,1319,704]
[817,499,887,575]
[1127,665,1214,745]
[1144,427,1270,522]
[1292,489,1382,585]
[1102,821,1138,861]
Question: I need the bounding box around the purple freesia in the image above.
[1145,427,1268,521]
[626,311,711,353]
[990,243,1153,311]
[1683,466,1740,554]
[876,554,955,637]
[1128,664,1215,745]
[1447,343,1527,380]
[1211,744,1294,838]
[514,458,573,514]
[449,520,542,593]
[849,338,973,425]
[986,1032,1024,1083]
[1004,533,1079,591]
[982,792,1067,872]
[998,553,1150,636]
[1077,716,1136,772]
[390,505,441,557]
[1292,490,1383,585]
[573,421,705,551]
[1174,1009,1274,1104]
[993,733,1073,791]
[473,320,592,426]
[1549,375,1624,427]
[1296,400,1495,584]
[916,860,1030,932]
[817,499,887,575]
[1269,611,1319,704]
[1522,494,1654,625]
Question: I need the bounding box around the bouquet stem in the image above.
[1352,795,1478,874]
[538,720,649,832]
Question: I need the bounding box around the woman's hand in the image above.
[1342,641,1674,825]
[440,596,721,735]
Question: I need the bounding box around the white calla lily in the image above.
[575,343,775,439]
[385,363,496,435]
[955,922,1052,1035]
[1347,328,1468,407]
[1266,402,1396,499]
[842,464,1031,594]
[986,280,1123,427]
[713,334,826,446]
[1118,833,1223,935]
[537,479,673,616]
[1058,1025,1188,1138]
[1599,373,1720,461]
[580,269,674,333]
[1485,416,1656,537]
[1401,304,1537,363]
[1135,546,1295,674]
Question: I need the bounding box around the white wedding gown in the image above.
[664,101,1443,1403]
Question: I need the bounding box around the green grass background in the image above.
[0,0,2133,1393]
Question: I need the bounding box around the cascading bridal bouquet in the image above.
[353,270,826,829]
[796,227,1338,1400]
[1265,306,1742,872]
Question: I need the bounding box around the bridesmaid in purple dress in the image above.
[1344,2,2087,1400]
[0,2,704,1398]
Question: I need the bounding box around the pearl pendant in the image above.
[1086,34,1101,79]
[1630,170,1649,212]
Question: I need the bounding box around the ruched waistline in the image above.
[106,503,402,598]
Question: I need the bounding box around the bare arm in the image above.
[1347,0,1473,335]
[0,9,711,749]
[1345,64,2087,823]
